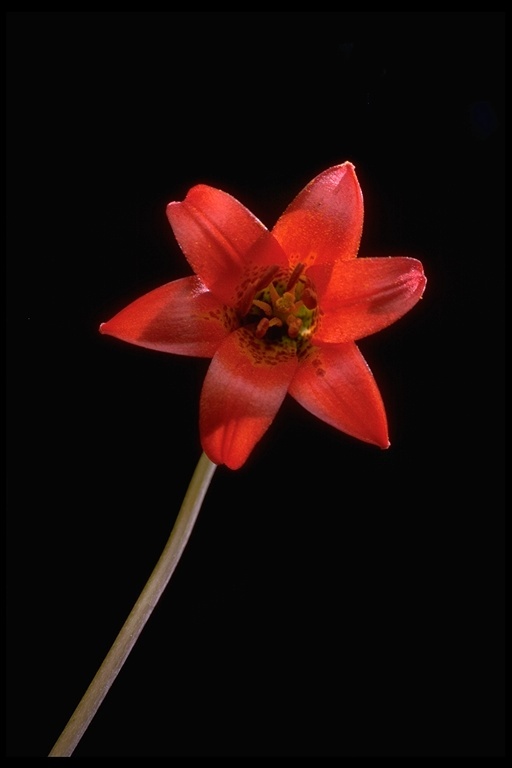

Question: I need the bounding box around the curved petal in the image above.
[289,343,389,448]
[311,257,426,344]
[200,328,298,469]
[271,162,364,269]
[166,185,287,306]
[99,276,236,357]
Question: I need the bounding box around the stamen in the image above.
[255,316,282,338]
[242,261,317,344]
[252,299,272,316]
[238,265,281,317]
[286,262,305,291]
[269,282,280,305]
[255,318,270,338]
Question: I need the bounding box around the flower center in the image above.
[240,263,318,347]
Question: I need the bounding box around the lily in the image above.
[100,162,426,469]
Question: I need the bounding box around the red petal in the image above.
[289,343,389,448]
[200,328,298,469]
[99,276,235,357]
[271,162,364,269]
[311,257,426,344]
[166,185,287,306]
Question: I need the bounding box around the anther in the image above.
[255,318,270,338]
[253,299,272,316]
[286,262,305,292]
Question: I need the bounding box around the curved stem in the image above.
[48,451,217,757]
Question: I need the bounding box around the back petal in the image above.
[272,162,364,269]
[167,185,272,306]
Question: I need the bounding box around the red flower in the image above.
[100,163,426,469]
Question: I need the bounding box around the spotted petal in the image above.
[289,343,389,448]
[200,328,298,469]
[271,162,364,269]
[166,185,287,306]
[100,276,234,357]
[311,257,426,344]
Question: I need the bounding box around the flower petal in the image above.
[311,257,426,344]
[289,343,389,448]
[99,276,235,357]
[271,162,364,269]
[166,185,287,306]
[200,328,298,469]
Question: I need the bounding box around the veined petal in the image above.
[99,276,235,357]
[200,328,298,469]
[289,343,389,448]
[271,162,364,269]
[166,185,286,306]
[311,257,426,344]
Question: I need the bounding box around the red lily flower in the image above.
[100,163,426,469]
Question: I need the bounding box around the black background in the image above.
[6,12,505,757]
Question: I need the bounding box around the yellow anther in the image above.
[253,299,272,316]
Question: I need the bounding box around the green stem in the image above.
[48,451,217,757]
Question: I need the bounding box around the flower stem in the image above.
[48,451,217,757]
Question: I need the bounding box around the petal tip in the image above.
[340,160,356,173]
[371,431,390,450]
[165,200,179,221]
[99,320,117,337]
[332,160,358,183]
